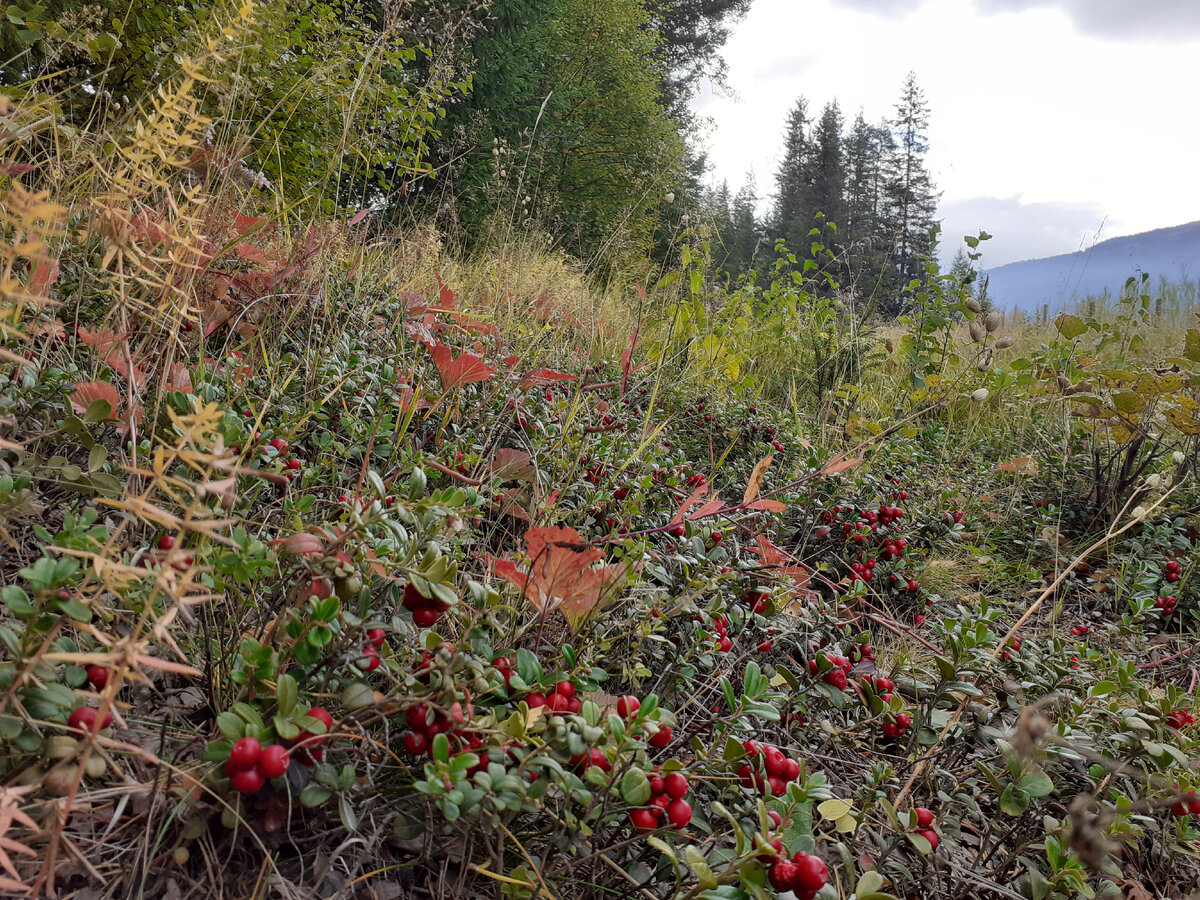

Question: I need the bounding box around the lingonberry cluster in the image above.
[526,680,583,714]
[737,741,803,797]
[225,736,290,794]
[1154,595,1178,616]
[401,698,481,758]
[1165,559,1182,583]
[630,771,692,831]
[861,674,896,703]
[766,846,829,900]
[909,806,940,849]
[810,652,852,690]
[354,627,387,672]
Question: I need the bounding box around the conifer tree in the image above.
[771,97,810,251]
[883,72,940,310]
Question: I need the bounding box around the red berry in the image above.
[915,807,934,827]
[649,725,672,748]
[86,665,109,690]
[412,607,439,627]
[791,851,829,891]
[269,438,289,452]
[68,706,98,733]
[768,860,799,892]
[359,649,382,671]
[630,808,660,833]
[758,640,773,652]
[230,766,265,794]
[304,707,333,735]
[916,828,939,850]
[617,695,640,719]
[666,798,692,829]
[664,772,688,799]
[649,775,666,794]
[229,737,262,770]
[555,680,576,699]
[366,628,387,648]
[157,534,176,551]
[403,731,428,756]
[259,743,289,778]
[526,692,547,708]
[782,758,801,781]
[823,669,848,690]
[768,810,782,828]
[548,691,571,712]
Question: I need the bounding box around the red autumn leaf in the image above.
[435,274,456,309]
[492,488,531,521]
[230,211,273,237]
[405,319,438,349]
[70,381,121,417]
[672,482,711,524]
[746,498,788,513]
[521,368,578,388]
[820,454,863,476]
[493,448,536,482]
[488,525,629,631]
[688,499,728,520]
[0,162,34,175]
[346,208,370,226]
[429,341,497,389]
[76,326,148,388]
[27,255,59,298]
[164,363,194,393]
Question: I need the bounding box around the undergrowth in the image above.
[2,7,1200,900]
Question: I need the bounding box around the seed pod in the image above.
[977,351,993,373]
[964,298,982,313]
[994,336,1015,349]
[971,388,990,403]
[985,312,1002,333]
[968,321,986,343]
[45,736,80,760]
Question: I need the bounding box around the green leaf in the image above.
[83,398,113,423]
[620,767,650,805]
[684,846,718,889]
[432,732,449,763]
[858,871,884,896]
[1054,314,1088,340]
[276,673,298,716]
[299,784,332,807]
[1019,770,1054,799]
[216,712,244,740]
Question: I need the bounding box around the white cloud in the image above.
[692,0,1200,266]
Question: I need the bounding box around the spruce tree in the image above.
[771,97,810,251]
[726,175,762,276]
[844,111,895,301]
[883,72,940,312]
[800,100,847,274]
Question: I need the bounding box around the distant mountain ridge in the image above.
[982,220,1200,313]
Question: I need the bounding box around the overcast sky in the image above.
[690,0,1200,268]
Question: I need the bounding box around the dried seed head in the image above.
[985,312,1002,333]
[994,336,1015,349]
[977,350,994,373]
[965,298,982,313]
[1068,796,1114,871]
[968,321,986,343]
[971,388,990,403]
[1056,374,1072,392]
[1173,450,1186,465]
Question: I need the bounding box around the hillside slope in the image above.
[984,220,1200,312]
